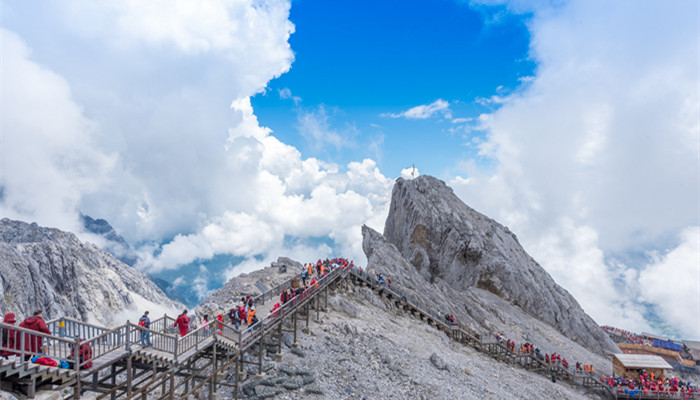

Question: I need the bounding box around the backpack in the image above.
[138,317,146,327]
[238,307,247,322]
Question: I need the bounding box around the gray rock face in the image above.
[81,214,138,266]
[0,218,182,326]
[196,256,304,319]
[364,176,618,355]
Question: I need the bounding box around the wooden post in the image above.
[316,294,320,321]
[74,335,81,400]
[126,355,133,396]
[184,359,191,398]
[211,344,217,396]
[277,322,282,356]
[169,369,175,400]
[292,310,298,348]
[111,364,117,400]
[234,357,240,400]
[258,335,263,375]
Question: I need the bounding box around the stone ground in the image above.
[214,285,610,400]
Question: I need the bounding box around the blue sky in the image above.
[252,0,534,176]
[1,0,698,339]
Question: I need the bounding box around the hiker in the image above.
[245,296,253,313]
[138,311,151,346]
[31,344,69,368]
[247,306,256,326]
[200,314,210,336]
[174,310,190,337]
[230,307,241,330]
[1,313,18,359]
[19,310,51,357]
[270,302,280,318]
[216,314,224,335]
[68,339,93,369]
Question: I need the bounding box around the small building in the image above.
[612,354,672,379]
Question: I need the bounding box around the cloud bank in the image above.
[452,0,699,338]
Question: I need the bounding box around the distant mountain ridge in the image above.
[81,214,139,266]
[0,218,182,327]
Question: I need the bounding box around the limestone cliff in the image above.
[364,175,618,355]
[0,218,182,327]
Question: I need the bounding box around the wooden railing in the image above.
[45,316,112,341]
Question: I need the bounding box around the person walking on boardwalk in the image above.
[174,310,191,337]
[138,311,151,346]
[1,313,18,358]
[19,310,51,358]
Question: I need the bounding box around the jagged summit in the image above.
[0,218,181,327]
[81,214,139,266]
[364,175,619,355]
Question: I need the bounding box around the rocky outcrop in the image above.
[81,214,138,266]
[364,176,618,355]
[196,257,304,318]
[0,218,182,327]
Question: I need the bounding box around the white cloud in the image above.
[638,227,700,339]
[279,87,301,104]
[451,0,699,336]
[296,105,349,149]
[0,29,116,232]
[451,117,472,124]
[140,99,392,273]
[1,2,394,298]
[383,99,452,119]
[401,166,420,180]
[1,0,296,244]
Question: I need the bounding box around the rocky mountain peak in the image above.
[366,175,618,355]
[0,218,181,327]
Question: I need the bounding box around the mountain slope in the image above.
[0,218,182,327]
[367,175,618,355]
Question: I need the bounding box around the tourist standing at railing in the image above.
[174,310,190,337]
[139,311,151,346]
[200,314,210,336]
[18,310,51,359]
[1,312,18,359]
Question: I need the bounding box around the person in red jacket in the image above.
[174,310,190,337]
[19,310,52,357]
[69,339,93,369]
[1,313,18,358]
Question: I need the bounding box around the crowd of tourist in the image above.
[602,372,698,398]
[602,325,655,346]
